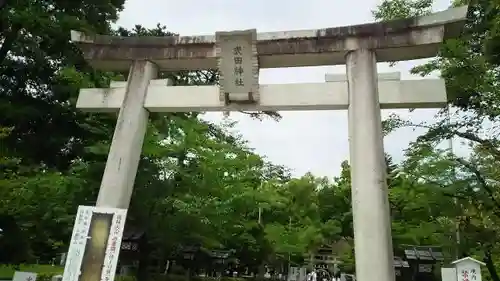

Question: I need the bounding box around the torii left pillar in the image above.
[97,60,157,208]
[69,60,157,281]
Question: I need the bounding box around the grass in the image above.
[0,264,64,279]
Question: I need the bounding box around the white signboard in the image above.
[101,207,127,281]
[299,268,307,281]
[456,262,481,281]
[442,268,457,281]
[453,257,485,281]
[288,267,299,281]
[62,206,93,281]
[13,271,37,281]
[62,205,127,281]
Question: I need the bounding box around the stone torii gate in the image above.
[66,5,467,281]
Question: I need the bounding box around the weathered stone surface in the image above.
[70,5,468,71]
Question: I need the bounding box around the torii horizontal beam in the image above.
[70,6,468,71]
[325,71,401,82]
[76,78,446,112]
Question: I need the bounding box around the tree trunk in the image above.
[0,24,21,67]
[258,263,266,281]
[136,236,152,281]
[484,249,500,281]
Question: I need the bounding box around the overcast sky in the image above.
[116,0,458,178]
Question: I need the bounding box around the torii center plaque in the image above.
[216,29,259,104]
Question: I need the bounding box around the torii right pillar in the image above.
[346,47,394,281]
[344,11,468,281]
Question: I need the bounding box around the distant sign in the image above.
[216,29,259,104]
[457,263,481,281]
[452,257,485,281]
[62,206,127,281]
[13,272,37,281]
[288,267,299,281]
[120,241,138,251]
[418,264,433,273]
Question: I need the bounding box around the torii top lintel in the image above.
[71,5,468,72]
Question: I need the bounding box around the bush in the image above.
[121,274,251,281]
[115,275,137,281]
[37,273,56,281]
[151,275,249,281]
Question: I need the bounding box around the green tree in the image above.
[0,0,127,261]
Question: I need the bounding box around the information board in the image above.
[62,206,127,281]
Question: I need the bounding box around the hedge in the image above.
[0,265,63,280]
[116,276,249,281]
[1,267,253,281]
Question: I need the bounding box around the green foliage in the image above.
[373,0,433,20]
[373,0,500,280]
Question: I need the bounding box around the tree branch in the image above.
[484,247,500,281]
[454,157,500,218]
[451,131,500,160]
[0,24,21,68]
[396,120,500,161]
[238,111,281,121]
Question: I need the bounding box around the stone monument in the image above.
[67,5,468,281]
